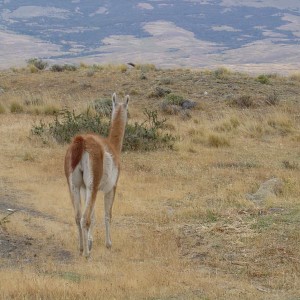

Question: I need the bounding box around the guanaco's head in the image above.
[111,93,129,122]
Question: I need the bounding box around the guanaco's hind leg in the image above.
[81,187,97,258]
[104,187,116,249]
[70,184,83,255]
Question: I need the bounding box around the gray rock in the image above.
[246,178,283,203]
[181,100,196,109]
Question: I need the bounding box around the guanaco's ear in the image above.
[112,92,117,108]
[125,95,130,107]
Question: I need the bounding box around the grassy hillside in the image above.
[0,64,300,299]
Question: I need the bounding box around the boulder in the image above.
[246,178,283,203]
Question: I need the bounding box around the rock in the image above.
[181,100,196,109]
[246,178,283,203]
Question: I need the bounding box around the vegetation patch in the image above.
[31,108,175,151]
[93,98,112,117]
[161,93,196,116]
[50,64,78,72]
[0,103,5,114]
[207,133,230,147]
[27,58,48,71]
[10,102,24,113]
[256,74,270,84]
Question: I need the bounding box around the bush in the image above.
[10,102,24,113]
[256,74,270,84]
[214,67,231,79]
[93,98,112,117]
[227,95,256,108]
[27,58,48,70]
[31,108,175,151]
[50,64,77,72]
[124,109,175,151]
[148,86,172,98]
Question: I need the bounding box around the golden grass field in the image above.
[0,64,299,299]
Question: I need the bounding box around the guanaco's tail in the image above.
[70,135,85,170]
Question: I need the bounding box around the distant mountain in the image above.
[0,0,300,73]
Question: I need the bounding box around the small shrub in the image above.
[207,134,230,147]
[24,97,43,106]
[124,109,175,151]
[27,58,48,70]
[148,86,172,98]
[256,74,270,84]
[10,102,24,113]
[164,93,185,106]
[136,64,156,72]
[159,77,172,85]
[50,64,77,72]
[228,95,255,108]
[265,90,280,106]
[214,67,231,79]
[86,69,95,77]
[93,98,112,117]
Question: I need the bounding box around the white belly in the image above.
[99,151,119,193]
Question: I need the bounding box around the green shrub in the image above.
[50,64,77,72]
[124,109,175,151]
[163,93,185,106]
[27,58,48,70]
[10,102,24,113]
[93,98,112,117]
[31,108,175,151]
[256,74,270,84]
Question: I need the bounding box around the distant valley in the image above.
[0,0,300,73]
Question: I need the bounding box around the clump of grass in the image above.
[213,67,231,79]
[282,160,299,170]
[50,64,77,72]
[136,64,156,72]
[207,134,230,147]
[24,97,43,106]
[227,95,256,108]
[267,113,293,135]
[215,117,240,132]
[10,102,24,113]
[27,58,48,70]
[31,108,175,151]
[265,90,280,106]
[43,105,60,116]
[23,152,35,162]
[148,86,172,98]
[0,103,5,114]
[289,72,300,82]
[256,74,270,84]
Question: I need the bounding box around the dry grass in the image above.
[0,66,300,299]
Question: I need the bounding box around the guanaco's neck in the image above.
[108,107,127,153]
